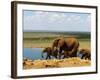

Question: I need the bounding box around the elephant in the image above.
[52,37,79,59]
[79,48,91,60]
[42,47,58,59]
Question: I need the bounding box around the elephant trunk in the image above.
[41,53,44,58]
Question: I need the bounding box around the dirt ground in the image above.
[23,57,91,69]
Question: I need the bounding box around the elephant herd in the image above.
[42,37,91,60]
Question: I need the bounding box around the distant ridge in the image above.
[24,30,90,33]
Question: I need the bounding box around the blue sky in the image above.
[23,10,91,32]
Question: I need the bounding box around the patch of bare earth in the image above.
[23,57,91,69]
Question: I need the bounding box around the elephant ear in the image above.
[52,38,61,48]
[42,48,47,53]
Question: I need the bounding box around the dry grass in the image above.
[23,57,91,69]
[24,40,90,49]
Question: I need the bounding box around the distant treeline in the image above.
[23,32,90,40]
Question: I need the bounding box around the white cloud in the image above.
[23,11,91,32]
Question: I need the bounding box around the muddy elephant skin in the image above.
[42,47,58,59]
[52,37,79,59]
[79,48,91,60]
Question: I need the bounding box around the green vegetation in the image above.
[23,32,90,49]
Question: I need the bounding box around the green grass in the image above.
[23,32,90,49]
[23,38,90,49]
[78,39,90,49]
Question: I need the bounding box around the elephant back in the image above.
[64,37,79,51]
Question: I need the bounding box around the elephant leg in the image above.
[70,50,77,57]
[85,55,90,60]
[86,54,91,60]
[46,53,51,60]
[58,48,62,59]
[46,55,48,60]
[46,54,49,59]
[62,55,65,59]
[73,50,77,57]
[89,55,91,60]
[81,54,86,59]
[48,55,51,59]
[54,55,58,59]
[63,52,69,59]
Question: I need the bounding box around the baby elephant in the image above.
[42,47,58,59]
[79,48,91,60]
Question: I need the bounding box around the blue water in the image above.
[23,48,47,60]
[23,48,82,60]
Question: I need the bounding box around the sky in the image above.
[23,10,91,32]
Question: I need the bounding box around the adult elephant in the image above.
[52,37,79,59]
[42,47,58,59]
